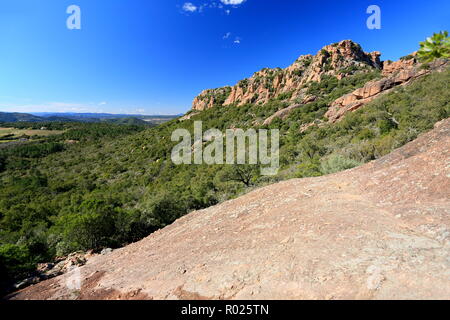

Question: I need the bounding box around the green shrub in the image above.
[400,55,414,61]
[276,91,294,101]
[0,244,35,289]
[295,159,321,178]
[320,155,362,175]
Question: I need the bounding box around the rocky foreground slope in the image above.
[8,119,450,300]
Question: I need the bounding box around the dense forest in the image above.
[1,32,449,294]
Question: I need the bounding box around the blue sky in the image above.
[0,0,449,115]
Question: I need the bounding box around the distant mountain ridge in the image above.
[0,112,43,123]
[0,112,179,124]
[31,112,179,119]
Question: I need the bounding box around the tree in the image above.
[57,198,118,251]
[221,165,259,187]
[0,244,34,290]
[0,155,5,173]
[417,31,450,62]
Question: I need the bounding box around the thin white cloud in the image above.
[180,0,245,15]
[0,101,181,115]
[0,102,99,113]
[182,2,197,12]
[221,33,242,46]
[220,0,246,5]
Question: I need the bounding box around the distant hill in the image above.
[0,112,179,125]
[0,112,43,122]
[103,117,150,126]
[32,112,179,120]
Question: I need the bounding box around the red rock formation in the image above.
[325,58,449,123]
[192,40,382,111]
[262,104,302,125]
[262,95,317,125]
[192,87,231,111]
[382,54,417,76]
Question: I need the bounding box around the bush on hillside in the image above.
[320,155,362,175]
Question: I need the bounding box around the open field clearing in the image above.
[0,127,64,140]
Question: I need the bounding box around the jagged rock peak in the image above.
[319,40,382,69]
[192,40,382,111]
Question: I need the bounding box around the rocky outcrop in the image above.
[11,251,95,291]
[262,95,317,125]
[191,41,447,129]
[9,119,450,300]
[192,87,232,111]
[266,54,434,126]
[192,40,382,110]
[325,58,449,123]
[179,112,200,121]
[191,38,447,129]
[382,54,417,76]
[263,104,302,125]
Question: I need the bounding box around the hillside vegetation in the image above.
[1,36,449,293]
